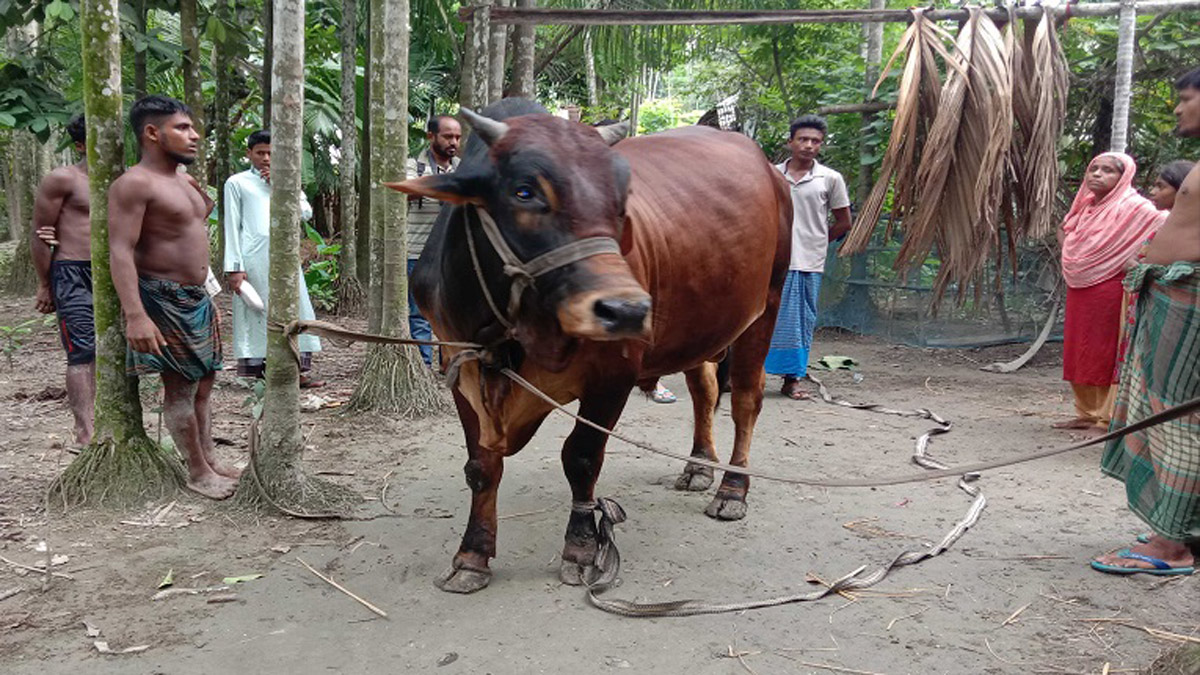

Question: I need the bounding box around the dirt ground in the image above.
[0,290,1196,675]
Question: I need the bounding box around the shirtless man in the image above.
[108,95,238,500]
[30,115,95,445]
[1143,69,1200,266]
[1091,67,1200,575]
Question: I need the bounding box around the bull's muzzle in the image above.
[557,288,652,341]
[593,297,652,336]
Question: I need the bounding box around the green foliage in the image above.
[0,57,74,142]
[303,222,341,311]
[0,317,37,368]
[1058,11,1200,189]
[637,98,701,135]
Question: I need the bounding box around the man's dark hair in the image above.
[789,114,827,140]
[1176,67,1200,91]
[66,114,85,145]
[1159,159,1195,190]
[129,95,192,143]
[427,115,458,134]
[247,129,271,150]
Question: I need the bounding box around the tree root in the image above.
[346,343,449,417]
[48,435,185,509]
[1144,644,1200,675]
[334,275,367,317]
[232,419,358,518]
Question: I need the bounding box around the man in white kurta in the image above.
[223,129,321,383]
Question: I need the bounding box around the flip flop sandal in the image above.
[652,386,677,404]
[1090,549,1195,576]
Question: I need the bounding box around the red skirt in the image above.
[1063,274,1124,386]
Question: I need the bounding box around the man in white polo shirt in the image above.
[766,115,852,400]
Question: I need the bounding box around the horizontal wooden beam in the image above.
[817,101,895,115]
[459,2,1200,26]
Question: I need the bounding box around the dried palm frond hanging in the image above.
[840,6,1067,307]
[842,8,954,254]
[1010,11,1069,241]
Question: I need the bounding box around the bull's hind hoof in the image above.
[559,560,599,586]
[434,564,492,594]
[704,494,747,521]
[673,464,714,491]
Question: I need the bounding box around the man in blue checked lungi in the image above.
[765,115,852,401]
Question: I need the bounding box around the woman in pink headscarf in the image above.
[1053,152,1166,435]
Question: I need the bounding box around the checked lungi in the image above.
[1101,262,1200,543]
[127,276,223,382]
[764,271,822,379]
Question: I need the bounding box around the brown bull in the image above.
[390,99,791,593]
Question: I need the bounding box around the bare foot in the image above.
[1052,418,1095,430]
[202,451,242,478]
[208,460,243,479]
[781,378,811,401]
[186,472,238,500]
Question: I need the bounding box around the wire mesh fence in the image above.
[818,220,1062,348]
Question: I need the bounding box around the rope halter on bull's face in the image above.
[387,108,651,346]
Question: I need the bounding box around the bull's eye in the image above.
[514,187,535,202]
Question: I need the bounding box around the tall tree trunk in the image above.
[487,0,508,103]
[211,5,235,273]
[52,0,183,506]
[5,25,43,294]
[133,0,148,99]
[458,17,475,109]
[336,0,364,312]
[833,0,885,331]
[365,0,386,333]
[470,0,491,108]
[262,0,273,128]
[509,0,535,98]
[356,0,372,287]
[348,0,444,416]
[1110,0,1136,153]
[180,0,208,190]
[237,0,353,511]
[583,26,597,107]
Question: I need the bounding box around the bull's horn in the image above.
[595,122,629,146]
[460,108,509,146]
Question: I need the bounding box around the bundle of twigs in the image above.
[841,6,1067,307]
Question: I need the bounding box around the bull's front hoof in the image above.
[703,493,747,521]
[434,564,492,594]
[559,560,599,586]
[673,464,714,492]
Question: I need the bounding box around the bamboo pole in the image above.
[467,2,1200,26]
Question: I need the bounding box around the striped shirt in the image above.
[405,149,460,259]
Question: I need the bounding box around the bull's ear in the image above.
[383,171,488,206]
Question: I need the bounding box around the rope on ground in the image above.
[980,289,1062,373]
[583,373,984,617]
